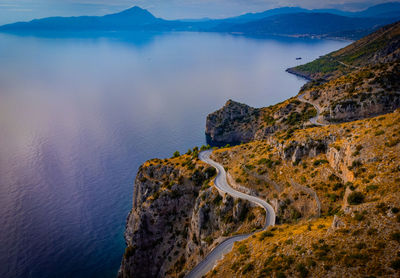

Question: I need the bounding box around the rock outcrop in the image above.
[328,91,400,122]
[205,100,260,144]
[205,98,316,145]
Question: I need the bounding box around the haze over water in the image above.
[0,31,348,278]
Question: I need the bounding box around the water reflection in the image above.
[0,31,348,278]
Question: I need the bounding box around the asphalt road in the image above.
[185,150,275,278]
[298,93,326,126]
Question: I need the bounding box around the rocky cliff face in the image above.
[205,100,261,144]
[118,156,265,278]
[205,98,316,145]
[328,92,400,122]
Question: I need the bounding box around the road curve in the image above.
[185,150,276,278]
[298,93,326,126]
[337,60,360,70]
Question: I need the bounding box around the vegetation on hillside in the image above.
[199,22,400,277]
[206,109,400,278]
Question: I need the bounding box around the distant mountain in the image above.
[0,6,178,31]
[211,2,400,25]
[1,3,400,40]
[225,7,309,23]
[355,2,400,18]
[212,12,400,39]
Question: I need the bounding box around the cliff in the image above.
[205,100,261,144]
[205,98,317,144]
[118,154,265,278]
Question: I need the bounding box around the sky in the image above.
[0,0,398,25]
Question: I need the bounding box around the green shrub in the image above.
[200,144,211,151]
[290,207,302,220]
[296,263,309,278]
[329,174,339,181]
[237,244,247,254]
[333,183,344,191]
[349,160,363,169]
[259,231,274,241]
[347,192,365,205]
[391,259,400,270]
[354,213,364,221]
[204,236,213,245]
[264,115,276,125]
[245,164,255,170]
[212,194,222,206]
[204,166,216,179]
[276,271,286,278]
[366,184,378,192]
[355,242,366,250]
[313,159,329,166]
[374,130,385,136]
[152,191,160,200]
[285,239,293,245]
[391,232,400,243]
[242,263,254,274]
[173,151,180,158]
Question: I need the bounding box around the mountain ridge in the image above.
[1,3,400,40]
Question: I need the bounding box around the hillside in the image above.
[198,21,400,278]
[287,21,400,124]
[118,151,265,278]
[119,21,400,278]
[288,21,400,79]
[204,108,400,278]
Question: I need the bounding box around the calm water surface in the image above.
[0,31,348,278]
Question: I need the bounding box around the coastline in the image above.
[285,67,313,81]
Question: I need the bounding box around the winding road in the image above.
[185,150,276,278]
[298,93,326,126]
[338,61,360,70]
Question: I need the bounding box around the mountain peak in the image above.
[111,6,156,18]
